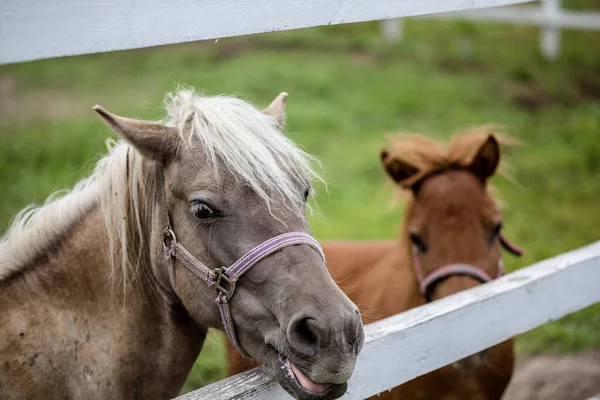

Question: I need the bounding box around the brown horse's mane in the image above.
[385,125,514,190]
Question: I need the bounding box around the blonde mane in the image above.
[0,88,321,284]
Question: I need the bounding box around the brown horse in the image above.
[0,89,363,400]
[228,128,521,399]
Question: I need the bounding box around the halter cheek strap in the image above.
[156,166,324,358]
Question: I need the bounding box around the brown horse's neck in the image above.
[0,206,203,399]
[322,239,423,321]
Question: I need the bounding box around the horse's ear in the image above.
[262,92,288,128]
[93,105,179,163]
[381,149,420,188]
[469,135,500,182]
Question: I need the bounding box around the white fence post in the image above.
[380,18,403,42]
[384,0,600,61]
[540,0,561,60]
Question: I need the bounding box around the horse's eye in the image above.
[191,202,217,219]
[303,187,311,201]
[409,233,427,253]
[491,222,503,242]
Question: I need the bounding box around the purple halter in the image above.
[156,166,324,357]
[412,233,523,302]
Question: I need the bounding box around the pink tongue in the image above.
[290,362,331,394]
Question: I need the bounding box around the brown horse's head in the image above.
[381,128,516,368]
[94,90,363,399]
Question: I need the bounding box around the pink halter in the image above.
[413,233,523,302]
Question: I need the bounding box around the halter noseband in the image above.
[413,233,523,302]
[155,165,324,357]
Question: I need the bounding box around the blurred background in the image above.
[1,0,599,396]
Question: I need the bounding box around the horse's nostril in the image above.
[296,318,318,346]
[287,307,363,358]
[288,316,323,356]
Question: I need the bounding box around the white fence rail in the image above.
[0,0,536,65]
[381,0,600,59]
[178,240,600,399]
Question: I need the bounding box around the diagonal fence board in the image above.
[177,240,600,399]
[0,0,535,64]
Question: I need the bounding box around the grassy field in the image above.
[1,6,599,394]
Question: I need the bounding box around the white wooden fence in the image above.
[2,1,599,399]
[381,0,600,60]
[0,0,535,65]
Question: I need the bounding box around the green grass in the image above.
[1,9,599,394]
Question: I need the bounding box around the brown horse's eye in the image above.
[490,222,502,244]
[490,222,503,243]
[409,233,428,253]
[191,201,217,219]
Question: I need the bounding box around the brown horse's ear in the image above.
[262,92,288,128]
[469,135,500,182]
[93,105,179,163]
[381,149,420,188]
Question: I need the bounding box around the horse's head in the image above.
[94,90,363,399]
[381,129,519,368]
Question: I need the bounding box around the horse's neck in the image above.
[0,206,203,399]
[2,205,158,312]
[1,206,114,304]
[378,240,424,314]
[324,239,422,321]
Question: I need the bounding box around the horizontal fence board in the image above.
[421,5,600,30]
[0,0,535,64]
[177,240,600,399]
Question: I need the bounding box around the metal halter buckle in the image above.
[162,228,177,251]
[214,267,235,300]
